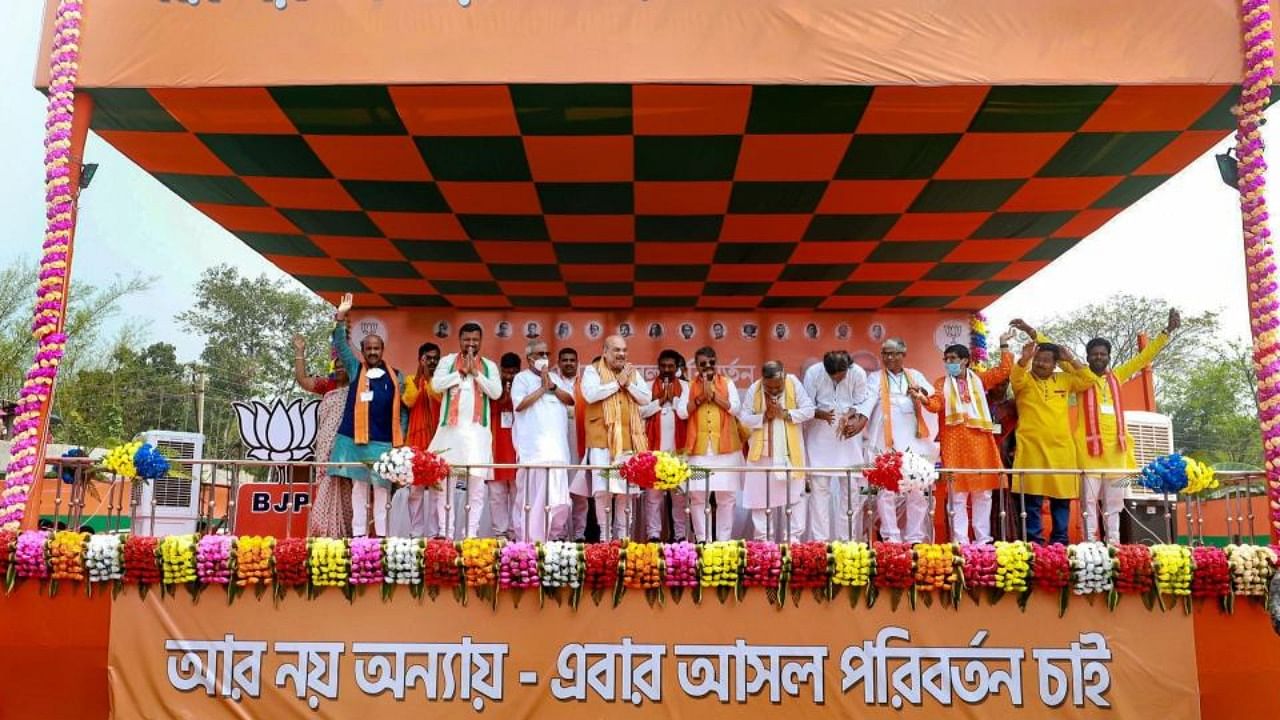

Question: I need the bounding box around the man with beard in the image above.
[640,349,689,541]
[390,341,442,537]
[551,347,588,541]
[680,346,743,542]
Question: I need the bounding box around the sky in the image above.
[0,1,1263,365]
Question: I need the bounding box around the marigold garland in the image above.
[1151,544,1193,597]
[461,538,500,588]
[48,530,86,583]
[584,541,621,590]
[914,543,958,592]
[1226,543,1276,596]
[961,544,998,590]
[699,541,742,588]
[309,538,349,587]
[0,530,15,577]
[423,539,461,587]
[159,535,197,586]
[235,536,274,587]
[1032,544,1071,592]
[622,542,662,590]
[994,541,1031,594]
[1190,546,1230,599]
[830,542,872,587]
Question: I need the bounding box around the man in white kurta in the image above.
[570,336,652,541]
[639,350,691,541]
[429,323,503,537]
[739,361,815,541]
[550,348,586,540]
[679,346,743,542]
[802,351,870,541]
[510,340,574,542]
[856,338,939,543]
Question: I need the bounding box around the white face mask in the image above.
[533,357,549,372]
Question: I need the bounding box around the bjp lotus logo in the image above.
[232,399,320,461]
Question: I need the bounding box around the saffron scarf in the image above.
[880,370,928,450]
[405,374,439,450]
[595,360,649,458]
[746,377,804,464]
[684,374,740,455]
[646,378,688,453]
[1082,372,1127,457]
[439,354,492,428]
[353,365,403,446]
[942,370,994,432]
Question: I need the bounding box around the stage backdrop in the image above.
[349,311,970,385]
[109,591,1199,719]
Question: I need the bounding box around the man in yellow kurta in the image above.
[1009,322,1093,545]
[1074,309,1180,543]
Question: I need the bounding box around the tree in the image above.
[1035,293,1219,398]
[1160,343,1263,467]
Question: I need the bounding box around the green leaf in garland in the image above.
[692,584,702,606]
[186,582,202,603]
[1182,595,1192,616]
[1107,588,1119,612]
[4,564,15,595]
[1016,589,1031,612]
[570,585,581,610]
[343,583,355,604]
[966,588,980,607]
[85,579,93,599]
[987,588,1001,607]
[669,586,683,605]
[427,585,440,602]
[766,587,779,608]
[716,585,731,605]
[254,583,268,601]
[1224,592,1234,615]
[512,588,524,610]
[849,585,862,609]
[908,586,918,610]
[890,588,903,612]
[48,579,58,598]
[735,581,745,604]
[1058,586,1069,618]
[866,585,879,609]
[138,583,150,601]
[921,591,934,609]
[1142,591,1156,612]
[591,587,605,606]
[381,583,394,603]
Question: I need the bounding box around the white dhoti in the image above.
[513,467,570,541]
[686,451,742,542]
[569,448,640,540]
[387,486,429,538]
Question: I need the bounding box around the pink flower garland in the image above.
[196,535,234,585]
[663,541,698,588]
[499,542,540,589]
[15,530,50,579]
[742,541,783,588]
[0,0,82,531]
[349,538,385,585]
[1235,0,1280,541]
[961,544,998,589]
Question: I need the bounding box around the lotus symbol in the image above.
[232,398,320,462]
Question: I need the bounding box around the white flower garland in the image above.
[1226,544,1277,596]
[897,450,939,494]
[1068,541,1114,595]
[373,447,416,487]
[541,541,581,589]
[86,534,122,583]
[384,537,422,585]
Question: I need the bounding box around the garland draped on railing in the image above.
[0,0,83,532]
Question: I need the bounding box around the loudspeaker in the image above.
[1120,496,1177,545]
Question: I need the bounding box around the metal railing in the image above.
[26,457,1273,546]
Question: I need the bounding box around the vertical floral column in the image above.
[1236,0,1280,541]
[0,0,82,532]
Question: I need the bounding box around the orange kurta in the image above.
[922,353,1012,493]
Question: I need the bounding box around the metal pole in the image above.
[194,371,208,436]
[845,470,854,541]
[703,468,712,542]
[784,468,793,543]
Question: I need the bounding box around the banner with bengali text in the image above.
[108,590,1199,719]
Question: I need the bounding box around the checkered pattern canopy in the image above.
[86,84,1238,310]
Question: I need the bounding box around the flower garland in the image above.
[102,441,142,479]
[0,530,15,580]
[196,535,234,586]
[619,452,660,490]
[787,541,830,589]
[309,538,349,587]
[653,453,692,492]
[830,542,872,587]
[913,543,957,592]
[133,443,171,481]
[423,539,461,588]
[273,538,309,588]
[898,451,940,494]
[411,450,451,490]
[235,536,274,587]
[994,541,1031,594]
[742,541,782,589]
[872,542,914,590]
[1182,458,1219,496]
[385,537,422,586]
[960,544,997,590]
[1138,454,1189,494]
[541,541,582,589]
[86,534,122,584]
[373,447,415,487]
[662,541,698,589]
[699,541,742,588]
[584,541,621,591]
[0,0,83,532]
[864,451,902,494]
[159,535,197,586]
[49,530,86,584]
[461,538,500,588]
[622,542,662,590]
[499,542,540,590]
[969,312,989,366]
[15,531,50,580]
[1233,0,1280,542]
[1114,545,1155,595]
[1151,544,1193,597]
[1226,543,1276,596]
[1068,542,1114,595]
[349,538,385,586]
[122,536,160,586]
[1190,546,1231,600]
[1032,544,1071,593]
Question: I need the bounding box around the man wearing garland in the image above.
[430,322,503,538]
[857,338,938,543]
[680,346,743,542]
[1072,309,1181,544]
[739,360,815,541]
[802,350,869,542]
[511,339,575,541]
[329,293,405,537]
[640,349,690,542]
[572,336,651,540]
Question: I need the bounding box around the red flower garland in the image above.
[274,538,309,587]
[122,536,161,585]
[0,529,14,575]
[423,539,461,587]
[873,542,915,589]
[1114,545,1154,595]
[742,541,783,588]
[1032,543,1071,591]
[1190,546,1231,599]
[584,541,621,590]
[788,541,830,589]
[865,452,902,494]
[411,450,451,490]
[618,453,659,490]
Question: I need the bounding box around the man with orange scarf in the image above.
[391,342,441,537]
[640,349,689,541]
[1073,309,1180,543]
[680,346,744,542]
[329,293,405,537]
[857,338,938,543]
[739,361,815,541]
[570,335,651,541]
[430,322,503,538]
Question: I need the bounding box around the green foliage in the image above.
[1159,343,1263,467]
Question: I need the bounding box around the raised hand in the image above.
[1010,318,1036,338]
[336,292,354,319]
[998,328,1017,346]
[1166,308,1182,334]
[291,334,306,355]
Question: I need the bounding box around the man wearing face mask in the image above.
[640,349,690,542]
[430,322,503,538]
[512,339,575,541]
[680,346,743,542]
[857,338,938,543]
[802,351,869,542]
[913,330,1015,545]
[330,293,405,537]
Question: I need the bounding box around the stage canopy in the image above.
[39,0,1275,311]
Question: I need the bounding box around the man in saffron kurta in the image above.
[857,338,938,543]
[430,322,503,538]
[739,361,815,542]
[679,346,743,542]
[1009,333,1093,545]
[486,353,521,539]
[640,349,690,541]
[390,342,441,537]
[1074,309,1180,543]
[572,336,651,541]
[329,293,405,538]
[917,332,1014,545]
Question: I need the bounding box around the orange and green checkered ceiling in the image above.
[87,84,1238,311]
